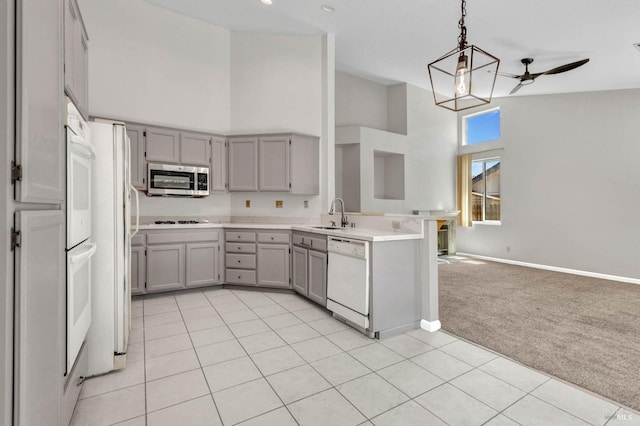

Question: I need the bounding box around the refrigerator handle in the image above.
[131,185,139,237]
[126,133,140,237]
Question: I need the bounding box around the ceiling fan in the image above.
[496,58,590,94]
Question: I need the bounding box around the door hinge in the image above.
[11,229,21,251]
[11,162,22,184]
[289,139,291,145]
[144,151,147,158]
[288,183,291,189]
[288,248,291,254]
[218,246,220,252]
[225,182,228,189]
[144,282,147,289]
[289,278,291,284]
[218,274,220,280]
[143,130,147,137]
[145,249,147,256]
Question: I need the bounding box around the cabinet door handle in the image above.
[237,275,241,279]
[237,246,241,250]
[237,260,241,263]
[270,236,274,240]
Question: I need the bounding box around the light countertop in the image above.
[136,222,423,242]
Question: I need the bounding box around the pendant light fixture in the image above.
[428,0,500,111]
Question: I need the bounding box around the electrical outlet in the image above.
[275,200,283,208]
[245,200,251,208]
[303,200,309,208]
[506,246,511,253]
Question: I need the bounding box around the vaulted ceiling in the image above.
[144,0,640,98]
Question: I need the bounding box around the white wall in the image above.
[335,77,458,214]
[229,32,326,218]
[335,71,388,131]
[79,0,231,134]
[457,89,640,280]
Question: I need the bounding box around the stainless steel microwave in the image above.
[147,163,209,197]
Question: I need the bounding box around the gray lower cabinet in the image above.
[186,242,221,287]
[307,249,327,306]
[225,230,291,289]
[292,246,308,295]
[130,245,146,296]
[257,244,290,288]
[292,232,327,306]
[138,229,222,294]
[147,244,185,292]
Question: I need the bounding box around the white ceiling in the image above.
[144,0,640,98]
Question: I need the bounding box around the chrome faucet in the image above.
[329,198,348,227]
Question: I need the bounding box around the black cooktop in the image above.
[154,220,202,225]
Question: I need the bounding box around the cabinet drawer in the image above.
[147,231,220,245]
[131,233,145,246]
[225,269,256,285]
[226,253,256,269]
[257,232,290,244]
[226,242,256,254]
[225,231,256,242]
[293,234,327,252]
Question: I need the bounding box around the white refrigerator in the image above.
[87,119,139,375]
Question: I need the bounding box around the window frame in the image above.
[471,154,501,224]
[459,107,503,156]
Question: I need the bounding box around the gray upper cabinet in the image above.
[15,0,65,204]
[186,242,220,287]
[126,125,146,189]
[259,136,290,191]
[180,132,211,167]
[64,0,89,119]
[14,210,65,425]
[257,244,290,288]
[308,249,327,306]
[228,137,259,191]
[228,134,319,194]
[146,244,185,292]
[145,128,180,164]
[211,137,227,192]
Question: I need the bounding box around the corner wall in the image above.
[456,89,640,279]
[229,32,329,218]
[78,0,231,133]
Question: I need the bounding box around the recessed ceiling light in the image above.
[260,0,272,5]
[320,4,335,13]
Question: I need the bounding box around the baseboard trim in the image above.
[457,252,640,285]
[420,319,441,332]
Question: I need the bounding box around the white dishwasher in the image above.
[326,236,370,329]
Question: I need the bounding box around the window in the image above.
[458,107,503,226]
[471,158,501,222]
[463,108,500,146]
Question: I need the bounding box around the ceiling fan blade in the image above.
[509,83,525,95]
[490,70,521,79]
[542,58,590,75]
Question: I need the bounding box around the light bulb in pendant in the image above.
[455,54,469,97]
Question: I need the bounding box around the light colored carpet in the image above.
[439,259,640,411]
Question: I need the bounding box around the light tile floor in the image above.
[71,288,639,426]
